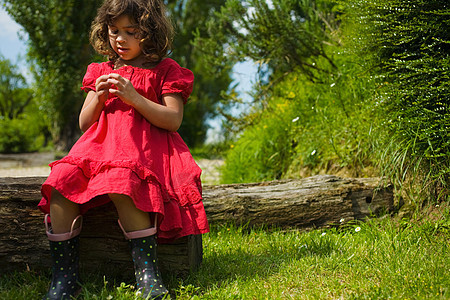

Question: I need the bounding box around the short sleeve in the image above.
[80,63,102,93]
[160,59,194,103]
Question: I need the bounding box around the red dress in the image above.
[39,58,209,242]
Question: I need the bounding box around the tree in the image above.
[2,0,101,151]
[166,0,234,146]
[0,56,48,153]
[0,57,32,119]
[193,0,340,130]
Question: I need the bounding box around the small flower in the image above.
[355,227,361,232]
[311,150,316,156]
[321,232,326,236]
[292,117,300,122]
[330,83,336,87]
[340,218,345,223]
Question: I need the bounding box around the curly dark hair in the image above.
[90,0,174,64]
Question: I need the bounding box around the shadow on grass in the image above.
[169,226,339,294]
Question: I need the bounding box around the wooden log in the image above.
[203,175,394,228]
[0,175,393,276]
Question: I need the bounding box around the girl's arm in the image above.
[131,93,184,132]
[107,73,184,132]
[79,75,110,132]
[79,91,105,132]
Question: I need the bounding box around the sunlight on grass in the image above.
[1,208,448,299]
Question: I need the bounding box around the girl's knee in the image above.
[50,188,79,210]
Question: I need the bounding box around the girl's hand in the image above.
[95,75,112,104]
[106,73,141,106]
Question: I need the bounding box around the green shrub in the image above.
[221,43,379,183]
[0,116,46,153]
[345,0,450,201]
[221,99,297,183]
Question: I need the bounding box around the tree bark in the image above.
[0,175,393,277]
[203,175,393,228]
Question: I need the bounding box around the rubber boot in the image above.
[119,220,169,299]
[43,214,82,300]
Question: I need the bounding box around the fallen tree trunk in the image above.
[203,175,393,228]
[0,175,393,277]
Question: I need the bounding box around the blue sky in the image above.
[0,9,25,59]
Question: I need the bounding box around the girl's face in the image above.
[108,15,142,62]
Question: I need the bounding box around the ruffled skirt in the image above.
[39,159,209,243]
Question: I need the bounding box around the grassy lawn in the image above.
[1,205,448,299]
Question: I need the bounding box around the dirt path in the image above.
[0,152,223,185]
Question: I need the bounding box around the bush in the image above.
[221,53,379,183]
[221,99,296,183]
[346,0,450,201]
[0,116,46,153]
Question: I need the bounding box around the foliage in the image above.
[221,55,378,183]
[1,206,449,299]
[344,0,450,201]
[2,0,103,151]
[207,0,377,183]
[0,57,32,119]
[0,57,47,153]
[0,114,46,153]
[199,0,450,197]
[194,0,339,80]
[193,0,341,133]
[166,0,234,147]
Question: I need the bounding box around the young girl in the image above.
[38,0,209,299]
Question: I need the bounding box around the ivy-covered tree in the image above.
[2,0,100,151]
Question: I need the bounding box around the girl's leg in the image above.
[108,193,152,231]
[49,188,81,233]
[109,193,168,299]
[44,189,82,300]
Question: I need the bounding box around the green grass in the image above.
[1,206,449,299]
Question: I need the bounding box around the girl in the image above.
[38,0,209,299]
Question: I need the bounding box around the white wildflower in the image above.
[355,227,361,232]
[292,117,300,122]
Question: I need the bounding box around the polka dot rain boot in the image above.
[119,220,169,299]
[43,214,83,300]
